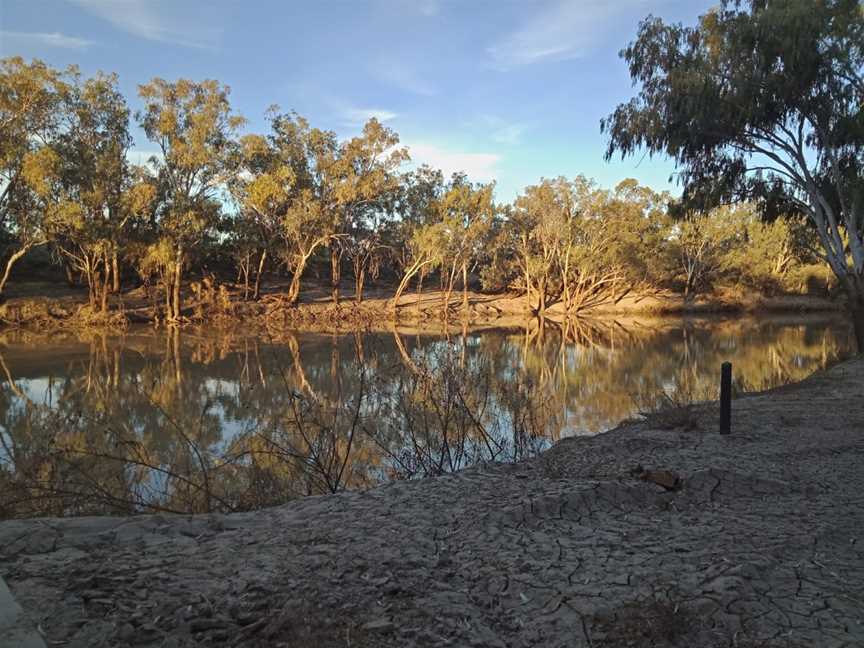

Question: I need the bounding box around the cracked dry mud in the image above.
[1,357,863,647]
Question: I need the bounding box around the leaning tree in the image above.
[603,0,864,350]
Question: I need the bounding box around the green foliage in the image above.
[0,56,838,317]
[0,57,74,293]
[604,0,864,342]
[136,77,244,319]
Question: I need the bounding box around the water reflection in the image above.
[0,315,854,518]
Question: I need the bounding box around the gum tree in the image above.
[0,57,69,299]
[320,119,408,304]
[137,78,244,321]
[49,72,154,312]
[392,222,445,313]
[391,165,445,302]
[512,177,576,316]
[232,112,336,305]
[437,175,495,312]
[603,0,864,349]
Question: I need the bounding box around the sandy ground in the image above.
[1,357,863,647]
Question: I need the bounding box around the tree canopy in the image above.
[603,0,864,345]
[0,55,840,325]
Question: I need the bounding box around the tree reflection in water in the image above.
[0,315,854,518]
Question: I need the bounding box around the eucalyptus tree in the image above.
[391,165,446,300]
[229,127,289,301]
[603,0,864,348]
[600,179,673,286]
[137,78,244,321]
[232,112,335,305]
[48,71,154,312]
[321,118,408,304]
[672,206,744,300]
[725,212,812,289]
[476,202,519,293]
[512,177,576,316]
[0,57,70,298]
[437,175,496,311]
[511,176,650,316]
[392,222,446,313]
[344,228,387,303]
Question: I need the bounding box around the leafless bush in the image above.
[631,376,722,432]
[0,337,559,518]
[358,344,559,480]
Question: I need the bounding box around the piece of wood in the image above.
[720,361,732,434]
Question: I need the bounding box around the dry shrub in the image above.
[636,391,702,431]
[0,340,558,518]
[631,376,723,432]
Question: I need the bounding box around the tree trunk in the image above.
[330,246,341,305]
[100,269,110,314]
[444,269,456,313]
[287,273,301,304]
[537,276,547,317]
[241,255,251,301]
[0,245,31,301]
[164,271,172,319]
[170,247,183,321]
[561,251,572,312]
[393,260,427,314]
[64,261,76,287]
[287,255,310,305]
[416,271,424,306]
[86,257,97,309]
[100,252,111,313]
[461,262,469,312]
[111,251,120,292]
[442,261,459,313]
[253,249,267,301]
[355,267,365,304]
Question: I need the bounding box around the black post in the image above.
[720,361,732,435]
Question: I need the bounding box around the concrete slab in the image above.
[0,576,45,648]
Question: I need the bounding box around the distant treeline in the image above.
[0,57,830,319]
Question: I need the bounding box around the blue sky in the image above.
[0,0,716,203]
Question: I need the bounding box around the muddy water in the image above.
[0,314,855,517]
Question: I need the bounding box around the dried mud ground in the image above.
[2,358,864,648]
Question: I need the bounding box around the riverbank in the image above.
[0,279,844,333]
[1,355,862,647]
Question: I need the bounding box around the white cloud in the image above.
[125,148,162,173]
[487,0,656,68]
[406,142,500,183]
[479,115,531,145]
[0,31,95,50]
[71,0,222,49]
[341,107,398,127]
[492,123,528,145]
[418,0,440,17]
[374,60,437,97]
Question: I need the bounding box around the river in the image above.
[0,313,854,518]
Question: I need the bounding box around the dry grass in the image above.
[633,390,704,432]
[591,590,698,647]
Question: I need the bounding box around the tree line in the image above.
[604,0,864,348]
[0,54,834,323]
